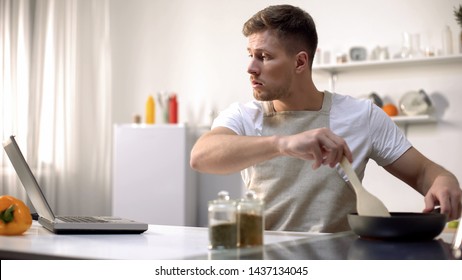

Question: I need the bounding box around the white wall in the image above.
[110,0,461,123]
[110,0,462,222]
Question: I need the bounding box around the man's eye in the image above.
[248,53,269,61]
[261,54,271,60]
[255,54,268,61]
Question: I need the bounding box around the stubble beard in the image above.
[253,85,291,101]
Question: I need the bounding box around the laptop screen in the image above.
[3,136,56,221]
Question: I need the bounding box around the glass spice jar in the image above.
[237,190,264,247]
[208,191,237,249]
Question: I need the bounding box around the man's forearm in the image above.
[190,131,281,174]
[419,160,459,195]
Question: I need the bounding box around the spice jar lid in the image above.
[209,191,236,209]
[238,190,263,211]
[242,190,260,201]
[218,191,230,200]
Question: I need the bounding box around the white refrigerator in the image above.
[112,124,197,226]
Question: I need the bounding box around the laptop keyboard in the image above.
[58,216,109,223]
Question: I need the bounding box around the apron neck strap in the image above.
[262,91,332,116]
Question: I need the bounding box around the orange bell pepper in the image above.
[0,195,32,235]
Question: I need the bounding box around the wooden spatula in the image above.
[340,157,391,217]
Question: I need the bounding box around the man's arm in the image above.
[190,126,353,174]
[384,147,462,220]
[190,127,280,174]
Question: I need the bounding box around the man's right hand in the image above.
[277,127,352,169]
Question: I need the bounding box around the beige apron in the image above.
[247,91,356,233]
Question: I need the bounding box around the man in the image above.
[190,5,461,232]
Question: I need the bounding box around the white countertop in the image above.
[1,222,458,260]
[0,222,325,260]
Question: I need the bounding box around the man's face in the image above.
[247,30,296,102]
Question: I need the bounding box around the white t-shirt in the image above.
[212,92,412,184]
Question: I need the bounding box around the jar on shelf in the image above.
[237,190,264,247]
[459,29,462,54]
[208,191,237,249]
[442,25,453,55]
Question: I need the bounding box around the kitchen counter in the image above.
[0,222,459,260]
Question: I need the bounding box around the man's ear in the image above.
[295,51,309,73]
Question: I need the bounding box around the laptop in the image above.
[3,135,148,234]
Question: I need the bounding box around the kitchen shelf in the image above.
[313,54,462,74]
[390,114,436,125]
[313,54,461,130]
[312,54,453,130]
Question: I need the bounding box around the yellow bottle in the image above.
[145,95,155,124]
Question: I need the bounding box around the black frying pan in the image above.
[348,212,447,241]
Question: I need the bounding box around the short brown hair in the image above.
[243,5,318,65]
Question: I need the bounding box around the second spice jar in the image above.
[237,190,264,247]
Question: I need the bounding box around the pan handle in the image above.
[451,207,462,259]
[452,221,462,257]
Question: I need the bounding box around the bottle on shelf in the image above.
[168,94,178,124]
[145,95,155,124]
[442,25,453,55]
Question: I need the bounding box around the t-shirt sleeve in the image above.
[211,102,245,135]
[211,102,262,136]
[368,103,412,166]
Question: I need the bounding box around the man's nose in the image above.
[247,59,260,75]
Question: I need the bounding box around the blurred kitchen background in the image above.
[1,0,462,227]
